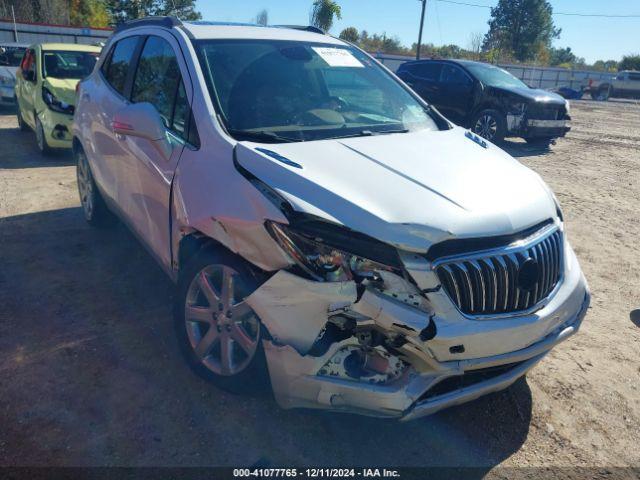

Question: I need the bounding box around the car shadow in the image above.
[501,139,553,159]
[0,206,532,469]
[0,109,74,169]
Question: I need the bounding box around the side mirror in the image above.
[112,102,172,159]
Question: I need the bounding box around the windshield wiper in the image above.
[331,128,410,140]
[228,129,304,143]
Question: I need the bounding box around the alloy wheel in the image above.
[184,264,260,376]
[77,152,94,220]
[474,114,498,140]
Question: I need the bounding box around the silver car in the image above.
[0,42,28,107]
[72,17,590,420]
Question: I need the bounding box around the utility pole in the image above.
[416,0,427,60]
[11,6,19,42]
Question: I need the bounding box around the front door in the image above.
[116,33,193,269]
[436,64,474,125]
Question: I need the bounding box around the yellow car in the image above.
[15,43,101,154]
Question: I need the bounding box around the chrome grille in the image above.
[435,227,563,316]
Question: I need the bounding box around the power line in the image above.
[435,0,640,18]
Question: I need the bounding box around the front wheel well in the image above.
[466,104,505,128]
[72,137,84,155]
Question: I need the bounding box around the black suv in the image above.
[397,59,571,145]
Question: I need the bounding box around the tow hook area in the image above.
[52,124,70,140]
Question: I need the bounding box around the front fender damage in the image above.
[245,269,457,418]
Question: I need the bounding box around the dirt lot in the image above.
[0,100,639,472]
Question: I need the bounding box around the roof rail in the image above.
[114,16,182,34]
[275,25,325,35]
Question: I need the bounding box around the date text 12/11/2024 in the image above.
[233,469,401,478]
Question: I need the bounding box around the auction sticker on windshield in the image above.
[312,47,364,68]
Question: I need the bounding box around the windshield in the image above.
[466,63,528,89]
[0,46,26,67]
[42,50,98,79]
[194,40,440,142]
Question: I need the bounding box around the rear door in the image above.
[117,33,195,268]
[436,63,475,124]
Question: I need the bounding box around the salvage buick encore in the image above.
[73,17,590,420]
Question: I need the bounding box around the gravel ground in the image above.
[0,100,639,472]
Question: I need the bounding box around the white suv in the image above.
[73,17,590,420]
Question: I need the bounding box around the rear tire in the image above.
[471,109,507,144]
[76,148,117,227]
[174,248,269,395]
[16,104,29,131]
[35,116,52,155]
[594,86,610,101]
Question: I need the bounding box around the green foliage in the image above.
[591,59,619,72]
[70,0,110,27]
[338,26,359,43]
[309,0,341,32]
[483,0,560,62]
[619,55,640,71]
[106,0,201,24]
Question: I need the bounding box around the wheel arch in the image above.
[467,102,506,129]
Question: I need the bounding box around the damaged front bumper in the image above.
[507,113,571,139]
[245,243,590,420]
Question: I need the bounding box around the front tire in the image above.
[76,148,116,227]
[471,109,506,143]
[175,248,269,394]
[35,116,52,155]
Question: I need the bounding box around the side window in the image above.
[132,36,197,144]
[441,64,472,85]
[414,63,442,81]
[132,36,182,128]
[104,36,139,96]
[628,73,640,82]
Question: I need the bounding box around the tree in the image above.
[592,59,618,72]
[255,9,268,26]
[339,26,359,43]
[309,0,341,32]
[468,32,483,60]
[619,54,640,71]
[70,0,111,27]
[549,47,576,66]
[107,0,200,24]
[482,0,560,62]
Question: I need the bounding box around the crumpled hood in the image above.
[236,127,557,252]
[493,85,566,105]
[43,77,79,106]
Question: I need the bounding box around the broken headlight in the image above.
[266,221,397,282]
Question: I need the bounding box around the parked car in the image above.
[586,70,640,101]
[397,59,571,146]
[73,17,589,421]
[0,42,28,107]
[15,43,101,154]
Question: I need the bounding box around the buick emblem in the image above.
[517,258,539,291]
